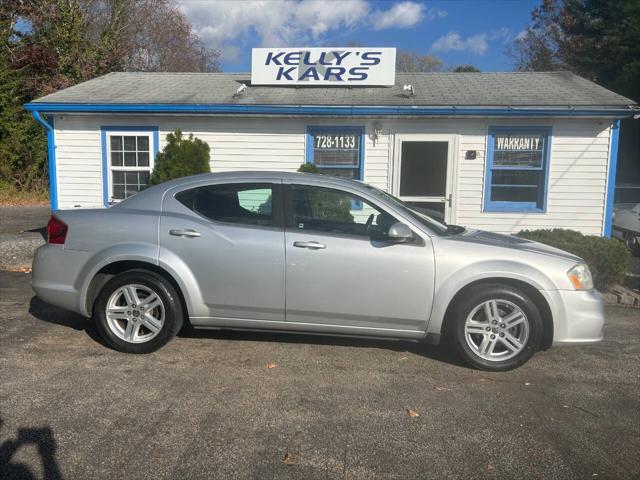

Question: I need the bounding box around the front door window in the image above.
[396,139,451,223]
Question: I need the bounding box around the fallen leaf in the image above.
[6,266,31,273]
[434,386,449,392]
[282,452,295,465]
[266,362,278,369]
[407,409,420,418]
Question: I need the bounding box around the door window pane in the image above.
[400,142,448,197]
[176,183,275,227]
[288,185,397,237]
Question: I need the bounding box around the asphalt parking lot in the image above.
[1,271,639,479]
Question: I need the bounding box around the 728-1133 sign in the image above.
[315,134,357,149]
[251,47,396,86]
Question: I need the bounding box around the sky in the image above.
[177,0,539,72]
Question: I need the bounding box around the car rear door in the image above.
[283,180,435,335]
[160,179,285,322]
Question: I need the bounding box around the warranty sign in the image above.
[251,47,396,86]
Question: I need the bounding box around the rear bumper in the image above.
[31,244,93,316]
[549,289,605,346]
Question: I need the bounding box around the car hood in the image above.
[449,229,583,263]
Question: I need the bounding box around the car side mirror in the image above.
[387,222,414,243]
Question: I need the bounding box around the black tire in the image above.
[447,284,543,371]
[94,270,183,353]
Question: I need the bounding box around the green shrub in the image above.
[517,229,629,291]
[298,163,319,174]
[150,129,210,185]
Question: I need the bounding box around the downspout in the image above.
[31,111,58,211]
[603,120,620,237]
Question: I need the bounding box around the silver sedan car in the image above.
[32,172,604,371]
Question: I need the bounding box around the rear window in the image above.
[175,183,274,227]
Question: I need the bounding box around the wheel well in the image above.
[442,278,553,351]
[86,261,189,324]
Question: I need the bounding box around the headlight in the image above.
[567,263,594,290]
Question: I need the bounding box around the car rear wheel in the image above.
[94,270,183,353]
[448,284,543,371]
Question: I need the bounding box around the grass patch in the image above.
[0,183,49,206]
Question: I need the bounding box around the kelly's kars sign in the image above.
[251,48,396,86]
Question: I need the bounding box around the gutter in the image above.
[31,111,57,210]
[24,102,640,118]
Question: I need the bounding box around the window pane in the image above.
[112,171,124,184]
[399,141,448,197]
[113,184,125,200]
[491,186,538,203]
[315,167,359,179]
[139,171,150,186]
[137,136,149,151]
[123,136,136,151]
[111,152,123,166]
[289,185,396,237]
[125,171,138,184]
[491,170,541,187]
[493,132,545,168]
[176,183,275,227]
[138,152,149,166]
[312,131,360,167]
[110,136,122,151]
[124,152,137,166]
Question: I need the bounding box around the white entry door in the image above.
[392,134,457,224]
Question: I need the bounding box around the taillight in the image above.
[47,215,68,244]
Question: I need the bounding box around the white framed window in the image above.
[106,131,155,202]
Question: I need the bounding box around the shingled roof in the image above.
[32,71,636,108]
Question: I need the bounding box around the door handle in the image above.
[169,229,201,238]
[293,241,326,250]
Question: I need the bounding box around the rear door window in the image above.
[175,183,277,227]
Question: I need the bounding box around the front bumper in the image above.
[32,244,93,316]
[547,289,605,346]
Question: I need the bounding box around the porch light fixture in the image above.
[373,122,383,146]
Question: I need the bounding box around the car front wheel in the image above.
[448,284,543,371]
[94,270,183,353]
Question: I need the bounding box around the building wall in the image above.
[52,115,612,235]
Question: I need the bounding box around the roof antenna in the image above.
[234,83,248,97]
[403,84,414,96]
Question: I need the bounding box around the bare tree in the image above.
[395,50,442,72]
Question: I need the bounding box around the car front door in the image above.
[283,182,435,335]
[160,180,285,323]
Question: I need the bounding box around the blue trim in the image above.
[100,126,159,207]
[31,111,58,210]
[483,126,552,213]
[603,120,620,237]
[24,102,638,117]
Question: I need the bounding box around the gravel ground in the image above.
[0,207,49,270]
[1,271,639,480]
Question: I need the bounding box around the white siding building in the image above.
[26,71,638,236]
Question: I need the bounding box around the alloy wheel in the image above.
[105,284,165,344]
[464,299,530,362]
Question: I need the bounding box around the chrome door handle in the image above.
[293,241,326,250]
[169,229,201,238]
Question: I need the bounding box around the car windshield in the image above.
[362,184,452,236]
